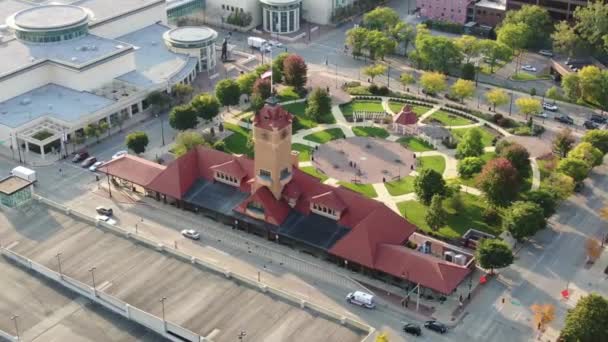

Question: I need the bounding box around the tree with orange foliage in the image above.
[531,303,555,331]
[585,238,603,263]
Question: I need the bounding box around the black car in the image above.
[555,115,574,125]
[95,206,113,216]
[424,320,447,334]
[403,323,422,336]
[583,120,599,129]
[590,114,607,124]
[72,151,89,163]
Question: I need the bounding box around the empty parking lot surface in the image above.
[0,258,164,342]
[0,204,365,342]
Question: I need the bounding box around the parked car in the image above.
[89,161,103,172]
[267,40,283,48]
[80,156,97,168]
[72,151,89,163]
[403,323,422,336]
[543,102,558,111]
[96,206,113,216]
[538,112,549,119]
[522,65,537,72]
[424,320,447,334]
[583,120,599,129]
[590,114,607,124]
[539,50,553,57]
[112,150,128,159]
[555,115,574,125]
[96,215,116,225]
[346,291,376,309]
[181,229,200,240]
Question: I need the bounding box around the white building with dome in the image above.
[0,0,218,160]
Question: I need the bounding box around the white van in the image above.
[346,291,376,309]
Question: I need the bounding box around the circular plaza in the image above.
[313,136,417,184]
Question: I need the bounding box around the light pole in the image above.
[508,92,514,116]
[10,315,19,340]
[238,331,247,341]
[387,61,391,89]
[156,114,165,146]
[160,297,167,331]
[56,252,63,278]
[89,267,97,296]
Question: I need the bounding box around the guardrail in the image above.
[30,195,375,341]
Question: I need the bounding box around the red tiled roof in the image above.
[282,181,302,200]
[374,244,472,294]
[394,105,417,125]
[98,155,166,187]
[210,159,247,179]
[310,191,347,212]
[235,186,291,226]
[147,149,199,200]
[254,103,293,131]
[329,206,415,268]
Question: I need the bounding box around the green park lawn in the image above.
[398,193,502,239]
[277,86,300,102]
[340,100,385,120]
[300,166,328,182]
[352,126,390,139]
[397,136,435,152]
[427,110,475,126]
[419,156,446,174]
[451,151,497,187]
[450,127,497,147]
[511,72,552,81]
[223,123,253,157]
[291,143,313,162]
[389,102,432,117]
[304,128,345,144]
[385,176,416,196]
[338,182,378,198]
[284,102,334,133]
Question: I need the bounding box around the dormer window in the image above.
[214,171,240,186]
[310,202,339,219]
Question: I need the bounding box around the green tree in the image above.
[252,78,271,100]
[476,158,520,207]
[476,239,514,274]
[414,168,447,205]
[478,39,512,73]
[363,7,400,31]
[456,128,484,159]
[503,201,546,241]
[500,143,531,178]
[250,93,265,113]
[283,54,308,90]
[110,111,129,133]
[236,72,259,97]
[254,64,270,77]
[215,79,241,109]
[568,142,604,167]
[145,91,172,115]
[399,72,415,91]
[98,120,109,139]
[557,157,591,183]
[545,86,561,101]
[305,87,332,123]
[272,52,290,83]
[169,104,198,131]
[362,63,388,83]
[485,88,509,111]
[515,97,541,119]
[552,21,587,58]
[524,189,558,218]
[500,5,552,48]
[455,35,480,64]
[543,172,575,200]
[192,93,220,121]
[414,34,461,73]
[171,83,194,104]
[173,131,208,156]
[365,30,396,60]
[458,157,485,178]
[562,73,582,100]
[553,128,576,157]
[125,131,149,154]
[578,65,606,105]
[561,294,608,342]
[450,79,475,103]
[572,2,608,56]
[425,195,447,231]
[389,21,415,55]
[582,129,608,154]
[497,23,529,74]
[84,123,101,143]
[346,26,368,58]
[420,71,447,95]
[461,63,476,81]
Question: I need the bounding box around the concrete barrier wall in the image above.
[126,305,165,335]
[98,292,128,315]
[0,329,17,342]
[166,321,200,342]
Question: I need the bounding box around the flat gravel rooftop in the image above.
[0,204,365,342]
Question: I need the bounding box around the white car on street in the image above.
[267,40,283,48]
[96,215,117,225]
[112,150,128,159]
[543,102,559,111]
[538,112,549,119]
[521,65,537,72]
[88,161,103,172]
[181,229,200,240]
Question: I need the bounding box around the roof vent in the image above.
[29,56,35,62]
[20,98,31,105]
[115,44,124,49]
[71,57,78,62]
[78,46,88,51]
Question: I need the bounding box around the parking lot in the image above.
[0,203,365,342]
[0,258,163,342]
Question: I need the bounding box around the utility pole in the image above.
[387,61,391,88]
[160,297,167,331]
[508,92,514,116]
[10,315,19,341]
[89,267,97,296]
[56,252,63,278]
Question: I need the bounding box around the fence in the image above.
[353,111,389,122]
[29,196,374,340]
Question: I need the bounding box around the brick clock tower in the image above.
[252,101,296,199]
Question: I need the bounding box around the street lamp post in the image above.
[387,61,391,89]
[89,267,97,296]
[156,114,165,146]
[238,331,247,341]
[508,92,514,116]
[10,315,19,340]
[56,252,63,278]
[160,297,167,331]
